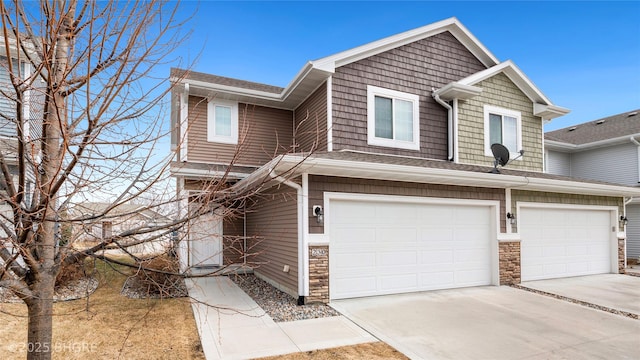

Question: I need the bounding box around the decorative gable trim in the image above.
[312,17,499,72]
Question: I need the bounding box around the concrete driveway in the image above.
[331,284,639,360]
[521,274,640,315]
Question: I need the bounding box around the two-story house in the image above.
[170,18,640,304]
[545,110,640,262]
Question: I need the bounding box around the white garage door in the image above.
[520,207,612,281]
[330,198,493,299]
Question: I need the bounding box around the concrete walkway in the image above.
[187,276,376,360]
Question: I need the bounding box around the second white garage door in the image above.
[520,207,613,281]
[329,197,494,300]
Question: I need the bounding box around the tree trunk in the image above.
[26,272,55,360]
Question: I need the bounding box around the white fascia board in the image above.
[545,132,640,152]
[459,60,564,110]
[434,82,483,101]
[311,17,499,72]
[169,166,250,180]
[173,77,284,102]
[533,103,571,120]
[246,155,640,198]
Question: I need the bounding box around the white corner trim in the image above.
[301,173,310,297]
[327,77,333,152]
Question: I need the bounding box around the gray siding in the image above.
[0,56,19,138]
[546,150,571,177]
[246,186,299,296]
[294,82,327,153]
[331,31,487,160]
[308,175,506,234]
[223,214,245,265]
[626,204,640,259]
[187,96,294,166]
[570,143,639,186]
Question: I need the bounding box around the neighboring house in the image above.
[545,110,640,261]
[170,18,640,304]
[71,202,172,255]
[0,34,43,240]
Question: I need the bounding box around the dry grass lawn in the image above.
[0,259,205,359]
[256,342,409,360]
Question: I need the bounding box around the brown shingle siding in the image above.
[331,31,486,160]
[294,82,328,153]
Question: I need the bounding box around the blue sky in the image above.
[171,1,640,131]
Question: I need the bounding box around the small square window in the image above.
[207,100,238,144]
[484,105,522,157]
[367,86,420,150]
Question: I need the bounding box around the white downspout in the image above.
[433,90,453,161]
[630,136,640,183]
[268,168,307,302]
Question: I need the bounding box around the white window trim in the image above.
[483,105,522,158]
[367,85,420,150]
[207,99,238,144]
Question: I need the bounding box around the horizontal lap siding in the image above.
[223,215,245,265]
[187,96,294,166]
[247,186,299,296]
[294,82,327,152]
[308,175,505,234]
[458,73,543,171]
[511,190,623,233]
[331,31,486,159]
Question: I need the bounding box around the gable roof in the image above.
[71,202,170,222]
[171,17,498,110]
[546,109,640,149]
[434,60,570,120]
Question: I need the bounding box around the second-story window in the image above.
[207,99,238,144]
[483,105,522,157]
[367,85,420,150]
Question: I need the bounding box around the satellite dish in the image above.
[491,143,510,167]
[489,143,524,173]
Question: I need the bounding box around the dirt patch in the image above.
[254,342,409,360]
[0,259,205,359]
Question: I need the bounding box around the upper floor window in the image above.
[207,99,238,144]
[367,85,420,150]
[483,105,521,157]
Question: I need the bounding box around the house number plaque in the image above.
[311,248,328,257]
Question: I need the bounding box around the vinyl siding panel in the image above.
[187,96,294,166]
[331,31,487,159]
[294,82,327,152]
[546,150,571,177]
[511,190,623,233]
[246,186,299,296]
[308,175,506,234]
[570,143,639,186]
[625,204,640,259]
[458,73,543,171]
[223,214,245,265]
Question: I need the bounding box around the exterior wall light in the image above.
[507,212,516,225]
[620,215,628,226]
[313,205,324,224]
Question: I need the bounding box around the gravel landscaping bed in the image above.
[229,274,339,322]
[0,277,99,303]
[512,284,638,320]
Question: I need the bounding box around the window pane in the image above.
[489,113,502,145]
[375,96,393,139]
[394,99,413,142]
[215,105,232,137]
[503,116,517,152]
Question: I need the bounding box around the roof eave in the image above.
[237,155,640,198]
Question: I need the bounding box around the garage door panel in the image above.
[330,199,493,299]
[521,207,612,281]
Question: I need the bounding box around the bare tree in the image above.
[0,1,195,359]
